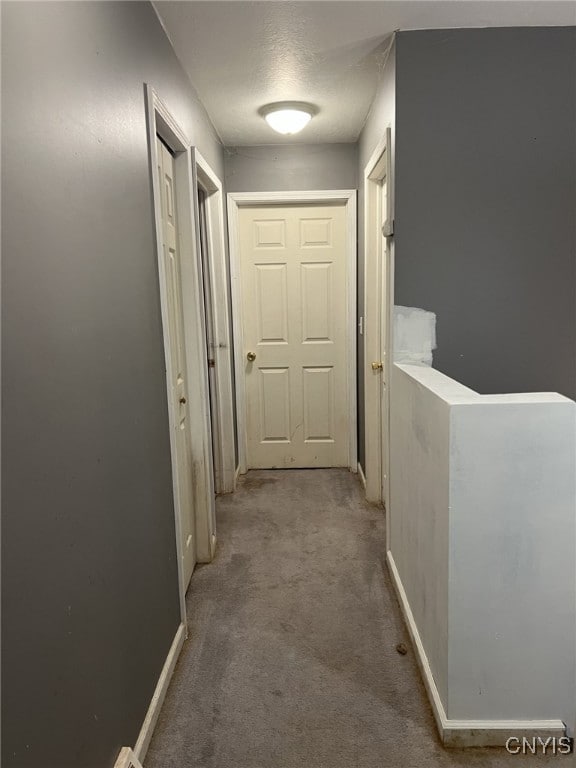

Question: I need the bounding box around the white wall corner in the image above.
[388,364,575,747]
[387,551,567,748]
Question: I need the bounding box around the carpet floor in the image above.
[146,469,573,767]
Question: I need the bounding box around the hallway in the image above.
[146,470,567,767]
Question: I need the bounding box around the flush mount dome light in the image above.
[260,102,316,135]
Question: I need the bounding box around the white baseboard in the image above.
[357,462,367,489]
[386,551,566,748]
[114,747,144,768]
[234,464,241,490]
[133,622,186,762]
[220,467,236,494]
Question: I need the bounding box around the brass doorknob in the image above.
[247,351,256,362]
[371,361,383,371]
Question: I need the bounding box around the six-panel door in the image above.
[156,137,196,586]
[238,204,349,468]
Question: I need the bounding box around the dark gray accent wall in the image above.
[395,27,576,398]
[357,39,396,470]
[224,143,358,192]
[1,3,223,767]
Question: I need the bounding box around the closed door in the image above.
[238,203,349,468]
[156,137,196,586]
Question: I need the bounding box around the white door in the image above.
[156,137,196,586]
[238,203,349,468]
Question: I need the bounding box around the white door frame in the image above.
[144,85,216,619]
[227,190,357,475]
[195,152,236,494]
[363,127,394,513]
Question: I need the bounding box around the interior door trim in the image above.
[195,151,236,493]
[227,189,357,475]
[144,84,217,623]
[363,127,394,527]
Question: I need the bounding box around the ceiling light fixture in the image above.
[260,102,316,136]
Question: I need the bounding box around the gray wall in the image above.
[395,27,576,398]
[224,143,358,192]
[357,38,396,470]
[1,3,223,767]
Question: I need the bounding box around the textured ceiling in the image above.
[154,1,576,145]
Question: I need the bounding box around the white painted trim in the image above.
[227,190,357,473]
[386,551,566,748]
[227,197,247,474]
[133,622,186,763]
[195,151,236,494]
[228,190,357,204]
[145,85,188,623]
[363,128,393,508]
[366,135,389,182]
[386,550,446,738]
[386,240,395,554]
[195,149,220,191]
[345,192,358,473]
[114,748,143,768]
[357,462,367,489]
[187,152,217,563]
[148,88,190,150]
[234,464,242,489]
[145,84,216,595]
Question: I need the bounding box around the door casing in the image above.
[145,85,217,623]
[363,127,394,529]
[195,152,236,494]
[227,190,357,475]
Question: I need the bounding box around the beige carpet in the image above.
[146,469,573,767]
